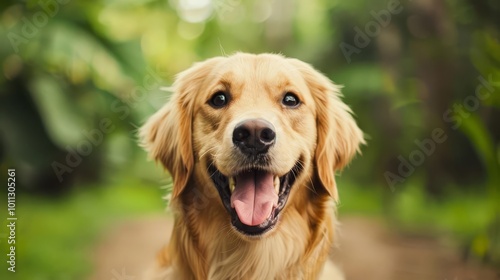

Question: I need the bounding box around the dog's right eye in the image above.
[282,92,301,108]
[209,92,229,108]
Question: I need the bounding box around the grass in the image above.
[336,180,385,216]
[390,182,499,262]
[0,178,166,280]
[338,178,499,263]
[338,178,495,235]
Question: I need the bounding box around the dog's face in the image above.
[192,55,318,236]
[141,53,364,238]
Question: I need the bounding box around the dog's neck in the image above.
[208,208,309,279]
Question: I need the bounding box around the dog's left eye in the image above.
[282,92,300,108]
[209,91,229,108]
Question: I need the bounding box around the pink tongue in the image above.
[230,170,278,226]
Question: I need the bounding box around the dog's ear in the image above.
[140,57,224,198]
[288,59,365,201]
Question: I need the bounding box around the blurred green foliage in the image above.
[0,0,499,278]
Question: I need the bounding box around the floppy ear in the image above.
[288,59,365,201]
[140,57,224,198]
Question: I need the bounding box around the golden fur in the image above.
[140,53,364,280]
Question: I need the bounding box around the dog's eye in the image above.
[282,92,300,108]
[209,92,229,108]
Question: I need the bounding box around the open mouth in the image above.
[208,163,301,236]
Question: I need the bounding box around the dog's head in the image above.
[140,53,364,237]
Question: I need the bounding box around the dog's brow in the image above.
[211,72,236,91]
[219,79,232,89]
[278,79,293,90]
[263,76,293,93]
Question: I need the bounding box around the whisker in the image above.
[199,146,218,161]
[294,160,318,195]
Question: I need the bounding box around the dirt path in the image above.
[91,215,499,280]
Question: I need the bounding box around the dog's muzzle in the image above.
[208,118,302,236]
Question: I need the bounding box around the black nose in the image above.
[232,119,276,155]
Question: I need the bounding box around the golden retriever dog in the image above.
[140,53,364,280]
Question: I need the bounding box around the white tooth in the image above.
[229,177,235,193]
[274,176,280,194]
